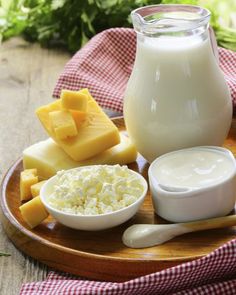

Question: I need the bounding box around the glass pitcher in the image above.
[123,4,232,163]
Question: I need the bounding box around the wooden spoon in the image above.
[122,215,236,248]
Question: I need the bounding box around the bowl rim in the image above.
[148,146,236,198]
[40,165,148,218]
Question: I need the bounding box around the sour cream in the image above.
[148,147,236,222]
[152,148,235,189]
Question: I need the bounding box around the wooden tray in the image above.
[1,117,236,282]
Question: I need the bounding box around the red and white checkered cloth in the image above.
[53,28,236,113]
[20,238,236,294]
[20,28,236,294]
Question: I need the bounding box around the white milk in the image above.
[124,34,232,163]
[152,149,235,189]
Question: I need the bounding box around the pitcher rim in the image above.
[131,4,211,35]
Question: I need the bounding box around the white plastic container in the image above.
[124,5,232,163]
[148,146,236,222]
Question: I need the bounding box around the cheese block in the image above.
[30,180,47,198]
[35,89,120,161]
[23,133,137,180]
[61,89,88,111]
[20,169,38,201]
[19,196,49,228]
[49,110,78,140]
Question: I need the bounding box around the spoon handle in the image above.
[178,214,236,233]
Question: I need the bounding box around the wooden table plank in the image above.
[0,37,71,295]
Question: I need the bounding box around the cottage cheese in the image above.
[47,165,145,215]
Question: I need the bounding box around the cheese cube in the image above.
[20,169,38,201]
[23,133,137,179]
[49,110,77,140]
[61,89,88,111]
[19,196,49,228]
[30,180,47,198]
[35,89,120,161]
[70,110,87,129]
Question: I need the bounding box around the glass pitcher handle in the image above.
[209,26,219,64]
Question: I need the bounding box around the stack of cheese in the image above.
[20,89,137,228]
[23,89,137,179]
[19,169,48,228]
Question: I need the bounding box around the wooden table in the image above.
[0,37,122,295]
[0,37,71,295]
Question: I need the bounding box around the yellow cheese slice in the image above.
[23,133,137,180]
[35,89,120,161]
[19,196,49,228]
[49,110,78,140]
[30,180,47,198]
[20,169,38,201]
[61,89,88,111]
[70,110,87,129]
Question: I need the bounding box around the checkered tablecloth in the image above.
[20,238,236,294]
[20,28,236,294]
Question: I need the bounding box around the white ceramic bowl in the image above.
[148,146,236,222]
[40,166,148,231]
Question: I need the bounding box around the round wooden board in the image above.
[1,117,236,282]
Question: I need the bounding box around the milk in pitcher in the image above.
[124,5,232,162]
